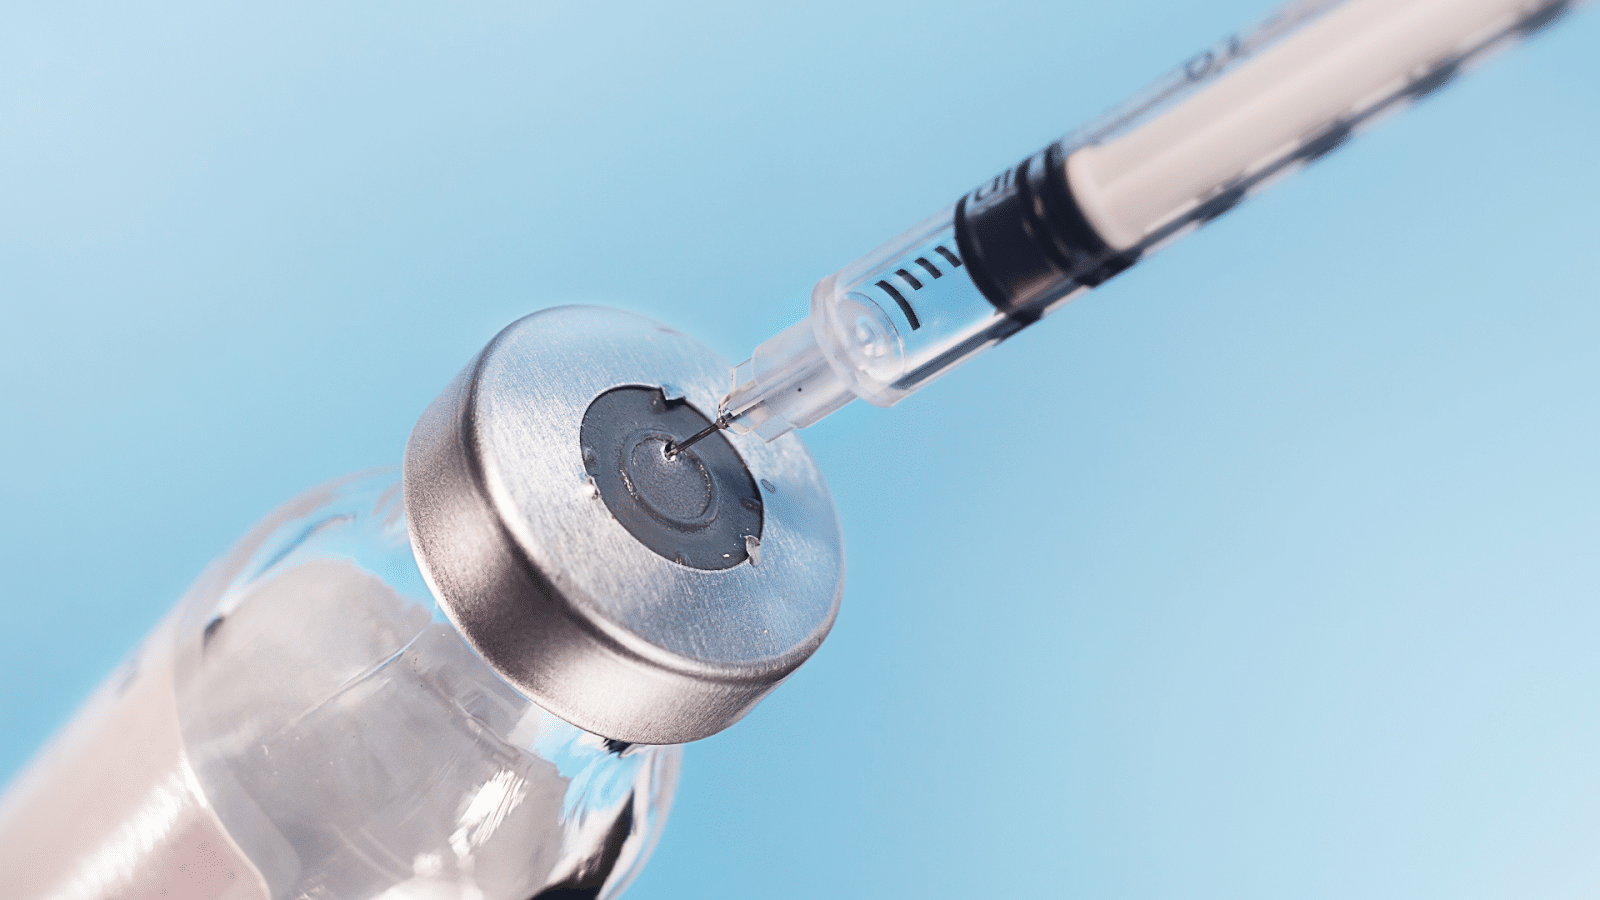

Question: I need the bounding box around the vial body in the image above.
[0,470,680,900]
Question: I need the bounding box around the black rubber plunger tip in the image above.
[579,386,762,570]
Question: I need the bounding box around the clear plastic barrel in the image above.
[721,207,1014,440]
[720,0,1579,442]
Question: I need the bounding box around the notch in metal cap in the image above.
[403,306,844,744]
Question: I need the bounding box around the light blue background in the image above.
[4,2,1599,897]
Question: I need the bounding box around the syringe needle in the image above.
[665,418,726,459]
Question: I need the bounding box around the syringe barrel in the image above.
[721,208,1019,439]
[806,208,1018,406]
[722,0,1578,441]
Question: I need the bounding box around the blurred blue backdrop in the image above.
[4,1,1599,897]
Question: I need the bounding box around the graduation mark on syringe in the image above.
[873,244,964,331]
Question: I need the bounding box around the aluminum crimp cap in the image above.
[403,306,844,744]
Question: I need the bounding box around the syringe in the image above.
[669,0,1579,457]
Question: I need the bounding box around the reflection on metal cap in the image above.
[402,306,844,744]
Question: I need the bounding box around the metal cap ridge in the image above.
[402,306,844,744]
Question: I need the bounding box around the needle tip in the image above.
[664,418,727,459]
